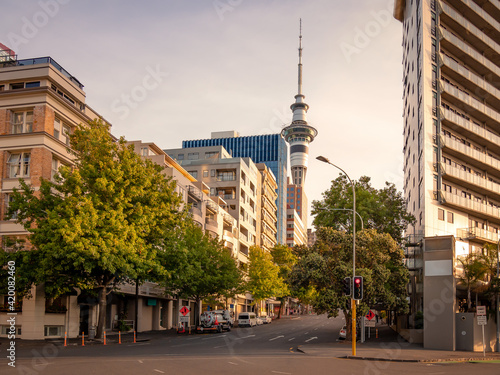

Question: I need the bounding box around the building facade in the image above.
[286,209,307,247]
[256,163,279,252]
[394,0,499,350]
[182,131,287,244]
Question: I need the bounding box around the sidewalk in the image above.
[297,324,500,363]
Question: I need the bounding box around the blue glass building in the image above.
[183,133,288,244]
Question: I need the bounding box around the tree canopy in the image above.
[312,175,415,245]
[246,246,288,312]
[5,119,186,338]
[289,227,409,338]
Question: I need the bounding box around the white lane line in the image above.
[138,360,143,364]
[271,371,292,375]
[228,362,238,365]
[288,337,295,341]
[214,345,226,348]
[236,335,255,339]
[305,336,318,342]
[269,335,284,341]
[154,370,165,374]
[314,328,318,330]
[304,332,309,334]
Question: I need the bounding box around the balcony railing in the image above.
[440,162,500,198]
[216,175,236,181]
[188,185,202,201]
[441,136,500,172]
[457,227,499,244]
[0,56,84,89]
[438,190,500,221]
[205,199,218,214]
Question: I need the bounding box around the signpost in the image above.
[363,310,376,340]
[179,306,190,324]
[477,306,487,357]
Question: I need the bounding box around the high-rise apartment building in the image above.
[394,0,500,350]
[256,163,279,252]
[182,131,287,244]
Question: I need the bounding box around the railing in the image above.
[439,190,500,219]
[441,136,500,171]
[441,162,500,197]
[216,175,236,181]
[1,56,84,89]
[189,206,202,218]
[205,217,218,227]
[205,199,218,213]
[188,185,202,201]
[457,227,499,243]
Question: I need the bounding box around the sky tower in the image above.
[281,19,318,187]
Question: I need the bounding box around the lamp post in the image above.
[316,155,357,356]
[497,239,499,352]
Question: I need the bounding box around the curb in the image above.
[343,355,500,363]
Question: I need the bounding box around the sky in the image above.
[2,0,404,226]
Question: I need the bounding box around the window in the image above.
[210,188,216,196]
[51,158,60,180]
[188,152,199,160]
[141,147,149,156]
[25,81,41,88]
[4,194,18,220]
[211,169,215,177]
[7,152,30,178]
[10,82,25,90]
[0,85,4,91]
[177,154,184,160]
[205,152,218,158]
[11,111,33,134]
[438,208,445,221]
[54,119,71,145]
[188,171,198,179]
[44,325,63,337]
[203,170,208,178]
[447,212,454,223]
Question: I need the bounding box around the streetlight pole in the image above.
[496,240,499,352]
[317,155,357,356]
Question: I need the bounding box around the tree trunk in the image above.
[467,286,471,311]
[96,287,107,339]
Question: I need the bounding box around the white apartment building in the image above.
[394,0,499,350]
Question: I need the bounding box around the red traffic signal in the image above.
[353,276,363,300]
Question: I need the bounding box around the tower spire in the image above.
[281,19,318,187]
[298,18,303,96]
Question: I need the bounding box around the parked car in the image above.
[339,325,347,340]
[238,312,257,327]
[197,311,231,333]
[256,316,263,325]
[260,314,272,324]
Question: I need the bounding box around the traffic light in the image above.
[353,276,363,300]
[343,277,351,296]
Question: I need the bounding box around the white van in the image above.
[238,312,257,327]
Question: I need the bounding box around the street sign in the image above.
[179,306,190,323]
[366,310,375,321]
[364,318,376,327]
[477,315,487,325]
[477,306,486,316]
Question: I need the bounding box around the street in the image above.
[1,315,499,374]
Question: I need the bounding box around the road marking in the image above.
[288,337,295,341]
[291,317,301,320]
[269,335,284,341]
[213,345,226,348]
[138,360,143,364]
[237,335,255,339]
[314,328,318,330]
[304,332,309,334]
[228,362,238,365]
[271,371,292,375]
[305,336,318,342]
[202,334,227,340]
[154,370,165,374]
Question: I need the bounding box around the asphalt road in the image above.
[1,315,499,374]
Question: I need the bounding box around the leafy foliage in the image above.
[312,175,415,245]
[246,246,288,304]
[4,119,186,338]
[289,227,409,339]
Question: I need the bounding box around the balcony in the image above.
[439,2,500,65]
[205,199,218,214]
[457,227,499,244]
[0,56,84,89]
[441,54,500,110]
[205,217,218,234]
[189,206,203,226]
[437,189,500,224]
[441,107,500,156]
[440,80,500,128]
[441,136,500,176]
[438,162,500,200]
[216,175,236,182]
[188,185,202,201]
[439,27,500,80]
[222,213,235,226]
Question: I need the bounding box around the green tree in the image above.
[457,252,489,311]
[5,119,186,338]
[161,222,243,325]
[289,227,409,340]
[246,246,288,315]
[312,176,415,245]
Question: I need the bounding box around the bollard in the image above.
[104,331,107,345]
[134,330,136,343]
[82,332,85,346]
[119,331,121,344]
[376,328,378,338]
[64,331,67,347]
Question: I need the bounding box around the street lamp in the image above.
[496,239,499,352]
[316,155,357,356]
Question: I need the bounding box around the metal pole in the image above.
[496,240,499,352]
[316,156,356,356]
